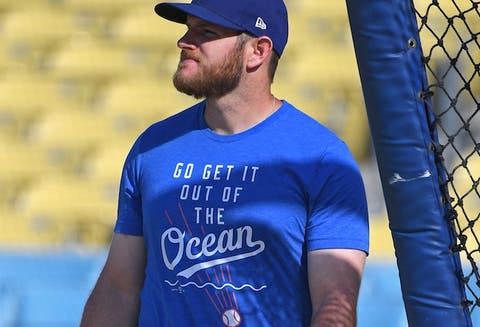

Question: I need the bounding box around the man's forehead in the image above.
[185,15,240,33]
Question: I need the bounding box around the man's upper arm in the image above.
[101,232,146,294]
[307,249,366,327]
[81,233,146,327]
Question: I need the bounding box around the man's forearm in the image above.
[80,280,141,327]
[307,250,365,327]
[310,295,357,327]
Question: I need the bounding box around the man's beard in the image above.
[172,46,244,99]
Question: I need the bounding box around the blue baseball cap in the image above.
[154,0,289,57]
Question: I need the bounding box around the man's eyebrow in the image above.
[185,18,241,36]
[185,18,215,29]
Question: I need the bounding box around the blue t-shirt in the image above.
[115,100,369,326]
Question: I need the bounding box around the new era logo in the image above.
[255,17,267,30]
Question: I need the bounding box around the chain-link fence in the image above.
[415,0,480,314]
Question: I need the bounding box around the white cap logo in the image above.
[255,17,267,30]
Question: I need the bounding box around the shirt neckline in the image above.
[197,100,286,142]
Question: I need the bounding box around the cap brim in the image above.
[154,3,242,31]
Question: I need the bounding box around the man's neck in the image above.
[204,93,279,135]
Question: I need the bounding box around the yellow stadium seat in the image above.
[296,0,347,17]
[331,90,371,161]
[272,79,330,124]
[107,9,186,76]
[78,145,130,207]
[31,109,114,142]
[81,144,130,184]
[0,137,51,178]
[63,0,140,13]
[0,41,37,72]
[0,72,95,141]
[0,137,53,211]
[0,9,79,47]
[44,40,155,81]
[14,176,116,244]
[286,45,360,87]
[369,214,395,259]
[0,72,85,112]
[0,104,42,140]
[97,77,196,131]
[0,0,58,10]
[287,1,352,48]
[103,5,185,78]
[24,109,120,173]
[109,6,186,49]
[19,176,117,221]
[0,205,63,246]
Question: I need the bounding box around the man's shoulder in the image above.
[150,101,202,130]
[279,101,343,142]
[132,101,203,151]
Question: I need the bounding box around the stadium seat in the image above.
[0,72,85,114]
[80,144,129,184]
[368,213,395,259]
[109,6,186,50]
[272,78,331,124]
[106,9,185,77]
[17,176,116,219]
[335,90,371,161]
[0,72,104,150]
[44,40,155,81]
[287,45,360,86]
[63,0,141,14]
[0,0,58,10]
[0,137,53,205]
[0,103,42,140]
[0,9,79,50]
[32,109,114,142]
[61,1,169,40]
[0,39,38,73]
[96,77,196,132]
[288,1,352,47]
[14,176,116,244]
[78,145,130,209]
[0,204,62,246]
[19,108,122,178]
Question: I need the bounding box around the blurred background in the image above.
[0,0,402,326]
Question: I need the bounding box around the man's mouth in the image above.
[180,51,199,62]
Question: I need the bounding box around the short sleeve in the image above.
[114,139,144,236]
[306,142,369,254]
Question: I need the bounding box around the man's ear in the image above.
[246,36,274,71]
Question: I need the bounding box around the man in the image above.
[81,0,369,326]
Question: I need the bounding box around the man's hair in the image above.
[268,53,279,84]
[237,33,279,84]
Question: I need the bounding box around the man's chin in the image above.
[176,61,199,76]
[173,79,205,99]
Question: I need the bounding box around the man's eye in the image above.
[203,29,218,37]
